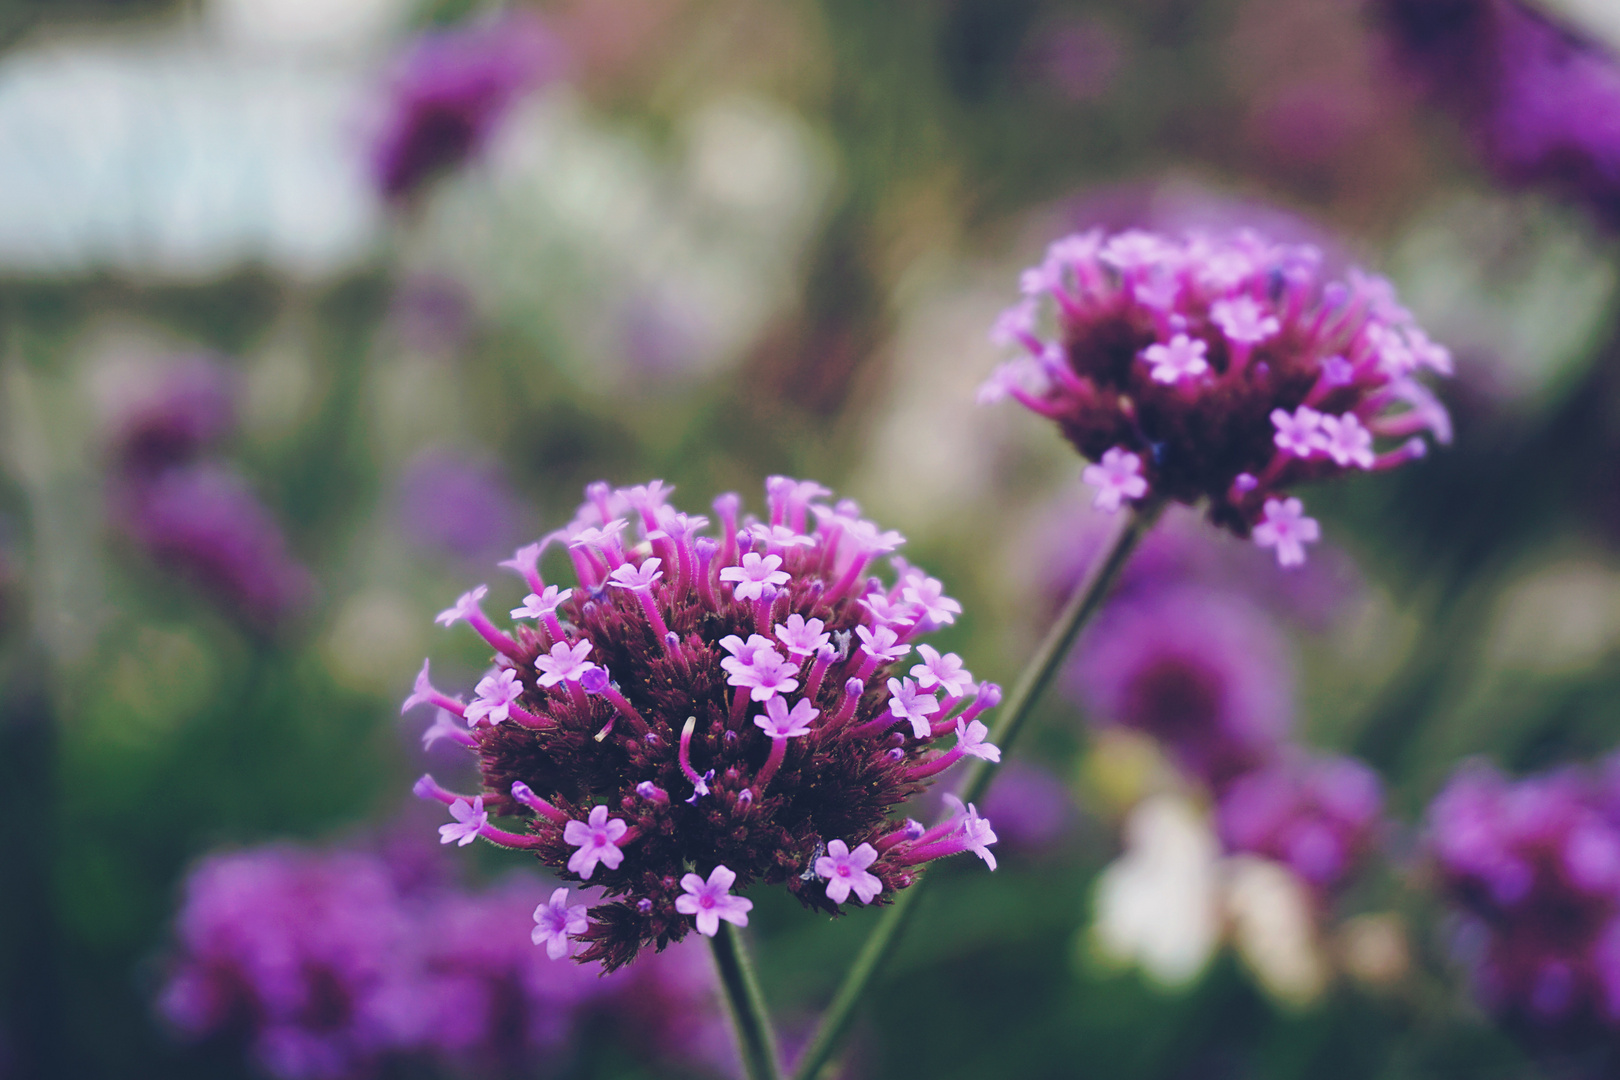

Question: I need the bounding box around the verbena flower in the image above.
[106,355,237,474]
[158,841,729,1079]
[1429,759,1620,1051]
[113,464,313,627]
[371,11,560,203]
[1379,0,1620,228]
[407,478,1002,969]
[982,228,1451,565]
[158,846,419,1080]
[1216,753,1384,897]
[1069,584,1293,786]
[105,356,311,627]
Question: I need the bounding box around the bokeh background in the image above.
[4,0,1620,1077]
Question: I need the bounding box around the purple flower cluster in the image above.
[983,228,1451,565]
[1429,759,1620,1049]
[107,357,310,627]
[1218,753,1385,895]
[1072,584,1293,787]
[159,842,727,1080]
[1058,508,1384,895]
[407,478,1002,968]
[372,11,560,203]
[1379,0,1620,228]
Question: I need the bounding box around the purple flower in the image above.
[886,677,941,739]
[1379,0,1620,228]
[409,478,1001,969]
[563,805,629,880]
[901,575,962,626]
[953,718,1001,763]
[1252,497,1322,568]
[159,840,728,1078]
[775,613,830,656]
[511,585,572,620]
[674,865,753,937]
[106,355,237,473]
[532,887,589,960]
[440,797,488,847]
[1070,585,1293,786]
[1142,333,1210,384]
[980,761,1076,854]
[722,639,800,701]
[983,227,1449,561]
[855,624,910,664]
[911,645,974,698]
[371,12,560,203]
[815,841,883,905]
[113,463,311,627]
[608,557,664,592]
[1218,754,1384,894]
[1082,447,1149,513]
[1272,405,1325,458]
[535,640,598,687]
[465,669,523,727]
[719,551,791,601]
[754,696,818,739]
[157,846,420,1079]
[1427,758,1620,1047]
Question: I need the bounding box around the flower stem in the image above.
[789,501,1161,1080]
[710,922,785,1080]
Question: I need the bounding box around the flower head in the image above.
[1071,585,1293,786]
[1217,754,1384,894]
[984,227,1450,563]
[372,11,559,202]
[408,479,1000,968]
[1379,0,1620,229]
[1427,756,1620,1044]
[159,839,730,1078]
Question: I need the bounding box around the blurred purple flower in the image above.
[158,847,423,1080]
[1379,0,1620,227]
[114,464,311,627]
[983,228,1450,561]
[1217,752,1384,896]
[107,356,237,475]
[1428,758,1620,1046]
[160,840,729,1079]
[395,449,530,562]
[980,760,1077,854]
[372,12,562,203]
[1069,584,1293,787]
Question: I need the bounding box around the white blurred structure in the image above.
[0,0,410,279]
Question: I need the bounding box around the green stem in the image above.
[789,501,1161,1080]
[710,922,785,1080]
